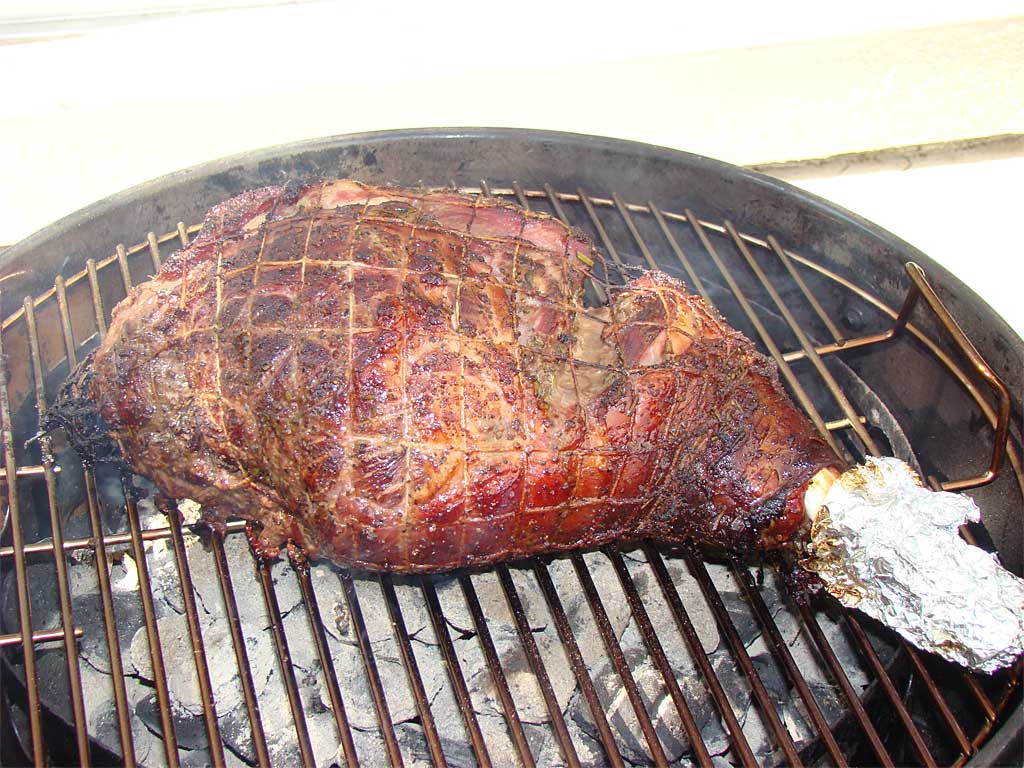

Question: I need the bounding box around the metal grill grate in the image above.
[0,183,1020,768]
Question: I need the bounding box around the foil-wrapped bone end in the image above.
[800,457,1024,673]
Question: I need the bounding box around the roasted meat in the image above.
[85,180,839,571]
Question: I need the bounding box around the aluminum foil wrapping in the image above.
[801,456,1024,673]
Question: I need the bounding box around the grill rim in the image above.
[0,127,1021,766]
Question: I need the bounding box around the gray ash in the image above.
[4,493,895,767]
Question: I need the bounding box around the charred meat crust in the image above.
[79,180,839,572]
[41,351,122,468]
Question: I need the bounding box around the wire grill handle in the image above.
[892,262,1012,491]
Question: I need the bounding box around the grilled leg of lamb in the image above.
[82,180,838,571]
[52,179,1024,672]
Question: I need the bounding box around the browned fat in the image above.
[803,467,841,521]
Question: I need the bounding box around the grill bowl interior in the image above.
[1,128,1021,767]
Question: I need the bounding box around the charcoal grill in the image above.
[0,129,1021,767]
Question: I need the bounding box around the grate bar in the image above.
[542,183,571,224]
[380,574,448,767]
[511,181,531,211]
[644,546,758,767]
[458,574,536,768]
[54,276,78,366]
[252,546,316,766]
[86,258,107,338]
[796,606,894,766]
[147,232,162,271]
[124,491,181,766]
[338,571,405,767]
[0,318,45,766]
[83,470,136,764]
[115,244,132,297]
[0,518,248,559]
[729,561,847,766]
[570,554,670,767]
[648,203,710,300]
[164,505,226,768]
[605,550,714,768]
[782,335,888,363]
[962,675,1015,768]
[577,187,626,271]
[843,616,937,767]
[962,674,997,722]
[825,416,867,431]
[739,226,880,455]
[0,625,84,647]
[533,562,626,768]
[997,658,1022,710]
[496,566,582,768]
[684,553,804,766]
[290,550,360,767]
[901,637,974,755]
[0,464,54,482]
[422,577,494,768]
[611,194,660,271]
[972,659,1023,758]
[765,235,846,345]
[210,533,271,768]
[685,211,843,457]
[542,183,607,302]
[24,299,92,766]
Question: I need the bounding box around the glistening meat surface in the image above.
[90,180,839,571]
